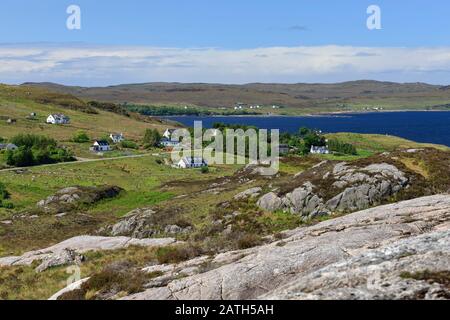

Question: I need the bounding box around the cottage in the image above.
[6,118,16,124]
[0,143,18,151]
[160,138,180,148]
[163,129,177,140]
[47,114,70,125]
[30,112,37,117]
[310,146,330,154]
[109,133,124,144]
[90,140,111,152]
[177,157,208,169]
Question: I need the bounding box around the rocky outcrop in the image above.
[234,187,262,200]
[257,162,409,218]
[37,185,123,213]
[120,195,450,300]
[262,230,450,300]
[0,235,177,271]
[109,208,157,238]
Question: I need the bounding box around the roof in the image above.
[0,143,18,149]
[49,114,69,120]
[94,140,110,146]
[180,156,207,165]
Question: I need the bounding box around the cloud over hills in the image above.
[1,44,450,86]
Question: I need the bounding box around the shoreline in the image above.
[160,109,450,118]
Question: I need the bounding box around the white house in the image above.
[163,129,176,140]
[177,157,208,169]
[46,114,70,125]
[109,133,124,144]
[90,140,111,152]
[310,146,330,154]
[160,138,180,148]
[0,143,18,151]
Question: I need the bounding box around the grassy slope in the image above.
[0,85,172,156]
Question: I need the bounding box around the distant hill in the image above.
[22,80,450,114]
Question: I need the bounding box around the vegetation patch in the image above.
[6,134,74,167]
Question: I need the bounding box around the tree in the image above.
[6,147,34,167]
[143,129,162,148]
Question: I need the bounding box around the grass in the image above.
[326,133,449,153]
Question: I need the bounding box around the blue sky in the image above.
[1,0,450,85]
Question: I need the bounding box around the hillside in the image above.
[22,81,450,115]
[0,84,178,157]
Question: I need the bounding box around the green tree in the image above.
[143,129,162,148]
[6,147,34,167]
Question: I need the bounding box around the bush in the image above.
[0,182,10,200]
[121,140,138,149]
[72,131,90,143]
[155,245,202,264]
[201,166,209,174]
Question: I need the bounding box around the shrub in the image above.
[121,140,138,149]
[155,245,202,264]
[201,166,209,174]
[328,139,357,155]
[72,131,90,143]
[0,182,10,200]
[236,233,262,249]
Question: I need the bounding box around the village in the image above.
[0,112,335,171]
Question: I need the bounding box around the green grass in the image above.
[326,133,449,153]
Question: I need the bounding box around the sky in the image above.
[1,0,450,86]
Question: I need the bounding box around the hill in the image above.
[0,84,178,157]
[22,80,450,115]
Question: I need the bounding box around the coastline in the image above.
[160,109,450,118]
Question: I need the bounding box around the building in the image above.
[160,138,180,148]
[0,143,18,151]
[109,133,124,144]
[90,140,111,152]
[177,157,208,169]
[46,114,70,125]
[163,129,177,140]
[310,146,330,154]
[6,118,16,124]
[279,144,290,155]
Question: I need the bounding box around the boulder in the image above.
[37,185,123,213]
[256,192,283,212]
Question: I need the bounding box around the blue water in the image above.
[165,111,450,147]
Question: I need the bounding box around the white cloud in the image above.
[1,44,450,85]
